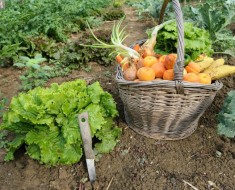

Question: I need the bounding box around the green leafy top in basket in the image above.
[0,79,121,166]
[153,22,214,63]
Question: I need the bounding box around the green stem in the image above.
[81,19,140,59]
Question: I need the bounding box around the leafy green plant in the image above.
[0,130,9,149]
[13,54,71,90]
[0,79,121,165]
[0,44,26,67]
[217,90,235,138]
[153,22,213,62]
[184,0,235,56]
[0,0,122,66]
[0,92,8,118]
[14,54,51,90]
[128,0,170,20]
[0,91,9,149]
[59,31,115,67]
[130,0,235,57]
[14,54,47,69]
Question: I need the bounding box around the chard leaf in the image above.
[217,90,235,138]
[218,123,235,138]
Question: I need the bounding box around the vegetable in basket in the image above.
[82,18,174,81]
[83,18,235,83]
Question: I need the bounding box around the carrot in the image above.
[133,44,140,52]
[116,55,123,64]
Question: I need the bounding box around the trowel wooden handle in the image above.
[78,112,94,159]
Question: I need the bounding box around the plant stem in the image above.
[144,19,175,48]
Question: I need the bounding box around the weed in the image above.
[14,54,70,90]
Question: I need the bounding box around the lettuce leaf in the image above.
[0,79,121,165]
[154,22,214,63]
[95,118,121,153]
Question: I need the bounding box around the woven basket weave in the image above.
[115,0,223,140]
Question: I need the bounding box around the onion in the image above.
[123,65,137,81]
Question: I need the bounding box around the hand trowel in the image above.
[78,112,96,187]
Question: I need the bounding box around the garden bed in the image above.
[0,6,235,190]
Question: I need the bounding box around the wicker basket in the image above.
[115,0,223,140]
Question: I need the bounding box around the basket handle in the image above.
[172,0,185,93]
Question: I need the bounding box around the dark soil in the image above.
[0,7,235,190]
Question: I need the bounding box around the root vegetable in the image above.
[163,69,174,80]
[151,61,166,78]
[123,65,137,81]
[198,73,212,84]
[203,58,225,73]
[137,67,155,81]
[185,62,200,74]
[206,65,235,80]
[183,73,200,83]
[116,55,123,64]
[133,44,140,52]
[164,53,177,69]
[143,56,158,67]
[134,58,143,70]
[195,57,214,72]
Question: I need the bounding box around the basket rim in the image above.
[115,65,223,91]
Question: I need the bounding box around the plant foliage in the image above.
[130,0,235,57]
[217,90,235,138]
[0,0,120,66]
[0,79,121,165]
[0,92,8,118]
[13,54,70,91]
[182,0,235,56]
[153,22,213,62]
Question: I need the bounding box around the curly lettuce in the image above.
[0,79,121,165]
[154,22,214,63]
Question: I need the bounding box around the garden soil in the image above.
[0,7,235,190]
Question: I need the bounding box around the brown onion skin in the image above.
[123,65,137,81]
[134,57,143,70]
